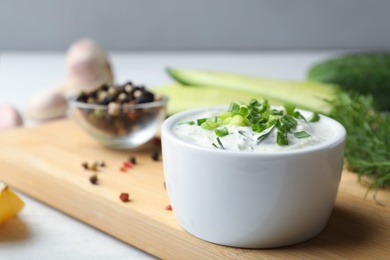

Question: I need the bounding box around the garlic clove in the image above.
[25,90,68,121]
[0,104,24,132]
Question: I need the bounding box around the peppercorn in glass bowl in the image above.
[69,82,168,149]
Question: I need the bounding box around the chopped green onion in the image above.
[191,98,320,149]
[215,127,229,137]
[280,115,298,130]
[271,109,283,115]
[228,102,240,112]
[249,99,260,107]
[294,131,311,139]
[197,118,207,125]
[217,137,224,149]
[238,106,248,116]
[276,119,290,133]
[252,123,266,133]
[230,115,250,126]
[308,112,320,122]
[220,111,233,120]
[283,103,296,115]
[212,137,225,149]
[277,131,288,145]
[238,130,255,142]
[293,111,306,120]
[179,121,195,125]
[201,120,220,130]
[257,125,275,143]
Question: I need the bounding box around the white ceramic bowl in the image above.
[161,106,346,248]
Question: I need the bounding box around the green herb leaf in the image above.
[179,121,195,125]
[212,137,225,149]
[238,130,254,141]
[328,91,390,191]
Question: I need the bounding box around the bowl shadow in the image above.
[274,204,379,252]
[0,216,30,242]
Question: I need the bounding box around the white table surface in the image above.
[0,51,341,260]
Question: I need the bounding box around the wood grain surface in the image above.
[0,119,389,259]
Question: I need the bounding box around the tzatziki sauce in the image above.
[174,109,334,152]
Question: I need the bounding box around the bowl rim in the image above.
[68,95,169,110]
[162,105,346,158]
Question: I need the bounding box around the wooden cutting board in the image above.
[1,119,389,259]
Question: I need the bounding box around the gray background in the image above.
[0,0,389,51]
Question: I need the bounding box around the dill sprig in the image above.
[328,92,390,190]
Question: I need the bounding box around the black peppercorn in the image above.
[151,150,159,161]
[129,156,136,165]
[89,175,98,185]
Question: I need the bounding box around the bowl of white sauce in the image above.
[161,99,346,248]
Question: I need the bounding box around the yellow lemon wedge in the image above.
[0,181,25,224]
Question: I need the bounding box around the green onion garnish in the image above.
[277,131,288,145]
[212,137,225,149]
[215,127,229,137]
[201,120,220,130]
[308,112,320,122]
[191,98,320,149]
[228,102,240,112]
[293,111,306,120]
[294,131,311,139]
[179,121,195,125]
[257,125,275,143]
[271,109,284,115]
[283,103,296,116]
[197,118,207,125]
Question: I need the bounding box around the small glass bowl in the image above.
[69,96,168,149]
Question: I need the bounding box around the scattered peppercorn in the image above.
[129,156,136,165]
[89,175,98,185]
[123,161,133,168]
[165,204,172,211]
[153,136,161,146]
[120,193,130,202]
[90,162,99,171]
[97,160,106,167]
[128,113,137,120]
[151,150,159,161]
[81,162,89,170]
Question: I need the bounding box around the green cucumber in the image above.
[167,68,337,114]
[307,52,390,111]
[153,84,281,115]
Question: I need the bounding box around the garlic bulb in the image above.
[57,38,114,96]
